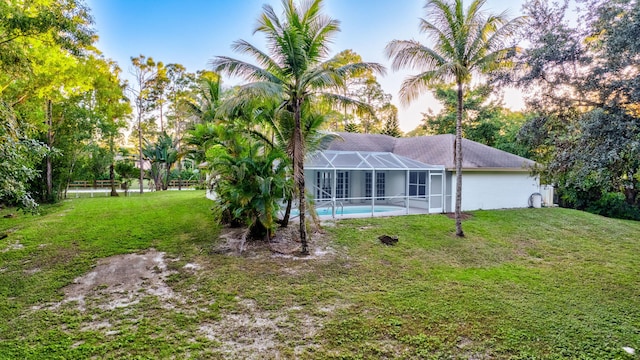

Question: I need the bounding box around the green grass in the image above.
[1,193,640,359]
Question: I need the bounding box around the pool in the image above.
[290,205,405,218]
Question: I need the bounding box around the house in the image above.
[304,132,540,214]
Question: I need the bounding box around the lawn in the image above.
[1,191,639,359]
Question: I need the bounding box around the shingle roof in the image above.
[306,150,443,170]
[327,132,536,171]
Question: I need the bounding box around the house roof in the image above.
[306,150,443,171]
[327,132,536,171]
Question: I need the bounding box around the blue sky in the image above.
[86,0,526,132]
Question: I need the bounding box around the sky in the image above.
[86,0,527,132]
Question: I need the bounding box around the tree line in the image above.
[1,0,639,245]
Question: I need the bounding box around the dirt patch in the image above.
[198,297,325,358]
[445,212,474,220]
[2,241,24,252]
[54,249,182,311]
[214,224,335,261]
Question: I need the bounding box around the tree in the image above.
[1,0,96,203]
[162,64,196,190]
[386,0,522,236]
[79,57,130,197]
[323,49,398,134]
[35,54,129,201]
[142,132,178,191]
[0,101,47,211]
[211,0,384,254]
[0,1,131,208]
[0,0,93,76]
[513,0,640,218]
[415,84,497,134]
[129,55,165,194]
[115,159,137,196]
[380,104,402,137]
[184,71,223,126]
[243,97,339,227]
[409,84,531,150]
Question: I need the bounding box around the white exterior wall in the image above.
[449,171,540,211]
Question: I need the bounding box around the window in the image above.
[336,171,349,199]
[409,171,427,198]
[316,171,331,199]
[365,172,385,200]
[316,171,349,199]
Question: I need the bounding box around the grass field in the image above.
[1,191,639,359]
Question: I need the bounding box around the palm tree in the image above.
[250,99,339,227]
[142,132,178,191]
[184,72,222,125]
[211,0,384,254]
[385,0,522,237]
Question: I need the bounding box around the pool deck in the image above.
[323,207,430,219]
[287,206,432,220]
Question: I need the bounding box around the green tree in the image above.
[142,132,178,191]
[0,0,93,76]
[415,84,498,135]
[181,71,224,186]
[0,0,130,208]
[129,55,165,194]
[243,97,338,226]
[0,102,47,211]
[6,12,95,202]
[386,0,522,236]
[380,104,402,137]
[409,84,531,149]
[514,0,640,217]
[40,55,128,200]
[115,159,137,196]
[211,0,384,254]
[183,71,223,127]
[324,50,398,134]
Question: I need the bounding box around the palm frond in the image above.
[255,3,284,38]
[231,39,284,76]
[217,82,284,119]
[210,56,282,84]
[316,92,375,116]
[334,61,387,78]
[306,15,340,59]
[397,69,456,105]
[385,39,446,72]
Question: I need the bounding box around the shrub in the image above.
[586,192,640,220]
[212,146,289,239]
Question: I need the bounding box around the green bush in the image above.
[212,146,289,239]
[586,192,640,220]
[169,168,198,181]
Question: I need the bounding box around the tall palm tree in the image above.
[211,0,384,254]
[386,0,522,237]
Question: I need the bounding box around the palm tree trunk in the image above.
[279,198,292,227]
[293,100,309,255]
[455,81,465,237]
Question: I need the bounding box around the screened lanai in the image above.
[304,150,446,218]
